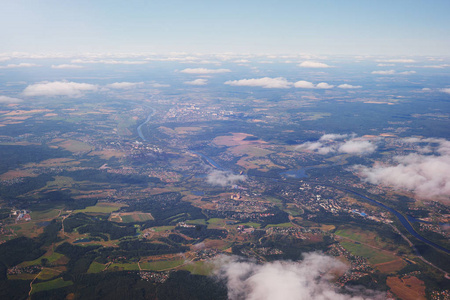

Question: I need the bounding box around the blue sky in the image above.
[2,0,449,55]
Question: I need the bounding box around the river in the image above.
[137,106,155,142]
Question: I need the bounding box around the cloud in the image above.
[207,170,246,187]
[180,68,231,74]
[149,82,170,88]
[297,134,377,155]
[376,63,395,67]
[376,59,415,63]
[225,77,292,89]
[338,140,377,154]
[352,138,450,200]
[185,78,208,86]
[71,59,147,65]
[441,88,450,94]
[293,81,315,88]
[105,82,144,89]
[0,63,40,69]
[0,95,23,103]
[214,253,385,300]
[316,82,334,89]
[51,64,83,69]
[421,64,450,69]
[398,71,416,75]
[299,61,331,68]
[22,81,98,97]
[338,84,362,89]
[371,70,395,75]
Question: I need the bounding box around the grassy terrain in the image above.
[140,259,185,271]
[186,219,207,225]
[236,222,261,229]
[109,263,140,271]
[152,226,175,232]
[340,241,397,265]
[87,261,106,273]
[31,278,73,294]
[30,209,61,220]
[21,251,65,267]
[265,222,293,228]
[180,261,214,276]
[38,268,61,280]
[75,202,124,214]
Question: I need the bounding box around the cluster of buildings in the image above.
[139,271,169,283]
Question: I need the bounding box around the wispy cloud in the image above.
[296,133,377,155]
[0,63,40,69]
[0,95,23,103]
[352,138,450,200]
[71,59,148,65]
[207,170,246,187]
[105,82,144,89]
[225,77,292,89]
[214,253,385,300]
[441,88,450,94]
[338,84,362,89]
[299,61,331,68]
[180,68,231,74]
[185,78,208,86]
[376,58,415,63]
[371,70,396,75]
[51,64,83,69]
[22,81,98,97]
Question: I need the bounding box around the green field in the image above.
[21,252,65,267]
[186,219,207,225]
[152,226,175,232]
[236,222,261,229]
[340,241,397,265]
[75,203,124,214]
[31,278,73,294]
[265,222,293,228]
[180,261,214,276]
[38,268,61,280]
[140,259,185,271]
[30,209,61,220]
[87,261,106,273]
[207,218,227,229]
[110,263,139,271]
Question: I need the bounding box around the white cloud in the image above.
[441,88,450,94]
[398,71,416,75]
[371,70,396,75]
[149,82,170,88]
[352,138,450,200]
[207,170,246,187]
[214,253,385,300]
[297,134,377,155]
[316,82,334,89]
[51,64,83,69]
[293,81,315,88]
[376,59,415,63]
[185,78,208,86]
[338,140,377,154]
[0,63,40,69]
[180,68,231,74]
[377,63,395,67]
[71,59,147,65]
[225,77,292,89]
[421,64,450,69]
[105,82,144,89]
[338,84,362,89]
[299,61,331,68]
[22,81,98,98]
[0,95,23,103]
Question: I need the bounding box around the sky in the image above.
[1,0,450,55]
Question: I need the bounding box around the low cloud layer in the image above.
[22,81,98,97]
[0,63,40,69]
[51,64,83,69]
[214,253,384,300]
[338,84,362,89]
[180,68,231,74]
[207,170,246,187]
[352,138,450,200]
[185,78,208,86]
[0,95,23,103]
[371,70,415,75]
[105,82,144,89]
[299,61,331,68]
[296,134,377,155]
[225,77,291,89]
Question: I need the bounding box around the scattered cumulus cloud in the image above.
[398,71,416,75]
[299,61,331,68]
[214,253,385,300]
[149,82,170,88]
[51,64,83,69]
[293,81,315,88]
[0,95,23,103]
[441,88,450,94]
[105,82,144,89]
[71,59,147,65]
[352,138,450,200]
[377,63,395,67]
[225,77,292,89]
[207,170,246,187]
[22,81,98,98]
[338,84,362,89]
[180,68,231,74]
[371,70,396,75]
[376,59,415,63]
[296,133,377,155]
[316,82,334,89]
[185,78,208,86]
[0,63,40,69]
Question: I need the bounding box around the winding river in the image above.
[137,106,155,142]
